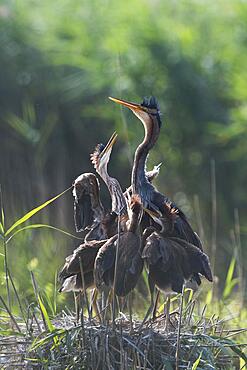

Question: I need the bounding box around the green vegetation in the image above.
[0,0,246,368]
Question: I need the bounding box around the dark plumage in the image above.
[59,271,94,293]
[109,97,197,237]
[141,96,160,110]
[109,96,213,326]
[94,195,144,297]
[60,133,127,297]
[73,173,107,239]
[73,132,128,242]
[142,228,213,294]
[58,239,106,293]
[90,131,127,217]
[141,225,212,325]
[109,96,205,275]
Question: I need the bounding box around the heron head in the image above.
[127,194,143,225]
[143,207,164,232]
[109,96,162,128]
[91,132,118,172]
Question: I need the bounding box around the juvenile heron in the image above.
[73,132,126,241]
[91,132,127,218]
[94,194,144,297]
[58,238,107,320]
[109,96,201,248]
[109,96,213,325]
[60,133,127,316]
[142,217,213,328]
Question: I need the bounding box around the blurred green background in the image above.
[0,0,246,309]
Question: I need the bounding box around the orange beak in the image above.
[109,97,144,112]
[99,131,118,159]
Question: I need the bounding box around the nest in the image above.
[0,309,245,369]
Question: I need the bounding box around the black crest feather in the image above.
[141,96,160,111]
[141,96,162,127]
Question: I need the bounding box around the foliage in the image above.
[0,1,246,367]
[0,1,246,280]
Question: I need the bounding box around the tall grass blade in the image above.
[30,271,47,331]
[31,328,65,351]
[53,270,57,315]
[0,221,4,235]
[240,358,246,370]
[6,223,83,244]
[0,185,5,229]
[1,208,5,229]
[192,352,202,370]
[205,290,213,305]
[5,186,72,236]
[37,295,55,333]
[7,268,27,328]
[223,258,238,300]
[0,295,21,333]
[234,208,244,308]
[185,288,194,304]
[211,159,217,274]
[142,269,149,291]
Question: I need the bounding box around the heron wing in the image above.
[173,213,203,250]
[94,235,118,289]
[142,232,171,269]
[114,234,143,296]
[169,237,213,282]
[73,173,105,232]
[74,193,94,232]
[58,240,105,282]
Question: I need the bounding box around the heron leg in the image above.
[128,293,133,332]
[74,292,80,323]
[118,296,125,312]
[104,288,113,323]
[99,287,111,323]
[140,277,155,330]
[164,295,175,331]
[91,289,102,323]
[152,289,160,321]
[140,293,154,329]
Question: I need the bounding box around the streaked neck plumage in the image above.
[98,165,127,216]
[131,114,161,195]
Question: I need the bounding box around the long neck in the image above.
[131,116,160,194]
[128,211,141,233]
[98,167,127,215]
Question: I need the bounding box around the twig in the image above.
[128,292,133,333]
[112,214,121,329]
[0,295,21,333]
[3,236,11,310]
[193,195,206,246]
[0,184,11,311]
[79,256,92,323]
[7,268,27,329]
[30,271,47,330]
[234,208,244,309]
[175,286,185,370]
[211,159,217,274]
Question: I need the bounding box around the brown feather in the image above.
[58,239,106,283]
